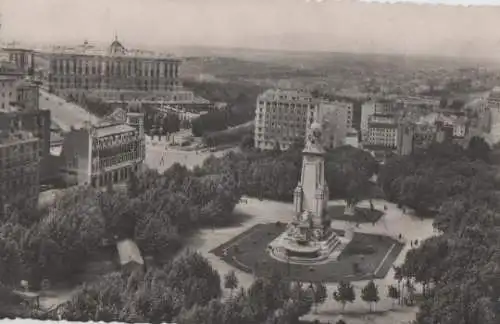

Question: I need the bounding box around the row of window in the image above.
[51,60,178,78]
[52,78,176,91]
[90,164,139,187]
[95,152,138,171]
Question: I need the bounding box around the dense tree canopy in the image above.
[386,142,500,323]
[378,142,497,214]
[196,145,377,203]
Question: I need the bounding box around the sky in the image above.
[1,0,500,59]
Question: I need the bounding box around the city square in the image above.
[1,2,499,323]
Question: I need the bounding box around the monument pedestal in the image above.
[268,121,350,264]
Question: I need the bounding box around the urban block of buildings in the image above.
[253,89,354,151]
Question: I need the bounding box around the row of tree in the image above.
[143,111,182,136]
[196,145,378,213]
[184,80,263,127]
[379,139,500,323]
[0,158,243,289]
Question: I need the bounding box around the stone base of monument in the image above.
[267,225,352,265]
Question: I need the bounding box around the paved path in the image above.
[145,140,237,172]
[39,90,100,132]
[183,198,435,324]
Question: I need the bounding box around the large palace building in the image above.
[42,37,182,101]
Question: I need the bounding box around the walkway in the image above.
[183,198,435,324]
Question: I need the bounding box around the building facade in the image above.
[365,115,414,155]
[254,89,317,150]
[254,89,353,151]
[2,48,35,75]
[360,100,397,141]
[0,123,40,209]
[0,109,51,181]
[44,38,181,101]
[0,75,18,111]
[59,107,145,187]
[366,115,399,149]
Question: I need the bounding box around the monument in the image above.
[268,121,352,264]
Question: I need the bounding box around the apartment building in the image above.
[365,114,414,155]
[59,104,145,187]
[254,89,317,151]
[253,89,353,151]
[0,75,18,111]
[366,114,398,149]
[0,123,40,209]
[360,99,396,141]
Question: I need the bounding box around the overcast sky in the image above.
[1,0,500,58]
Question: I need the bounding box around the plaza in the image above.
[210,222,403,282]
[184,198,435,324]
[144,128,434,323]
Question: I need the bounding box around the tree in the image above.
[239,134,254,150]
[310,282,327,313]
[467,136,491,162]
[333,281,355,312]
[387,285,400,308]
[224,270,238,298]
[361,280,379,312]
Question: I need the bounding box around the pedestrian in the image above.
[414,239,418,246]
[410,241,413,247]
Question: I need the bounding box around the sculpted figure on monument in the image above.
[306,121,323,151]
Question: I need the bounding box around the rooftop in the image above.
[116,239,144,266]
[259,88,313,102]
[43,38,179,61]
[368,122,398,129]
[93,123,135,138]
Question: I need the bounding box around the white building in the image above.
[361,101,376,138]
[254,89,317,150]
[253,89,353,151]
[366,115,398,149]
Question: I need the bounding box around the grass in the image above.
[327,205,384,224]
[211,223,403,283]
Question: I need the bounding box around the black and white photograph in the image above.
[0,0,499,323]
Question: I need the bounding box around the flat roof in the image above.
[94,123,135,138]
[42,48,180,61]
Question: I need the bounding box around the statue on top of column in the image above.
[304,121,324,153]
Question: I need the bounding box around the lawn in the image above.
[327,205,384,224]
[211,223,403,283]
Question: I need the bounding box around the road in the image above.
[145,140,238,173]
[39,89,100,132]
